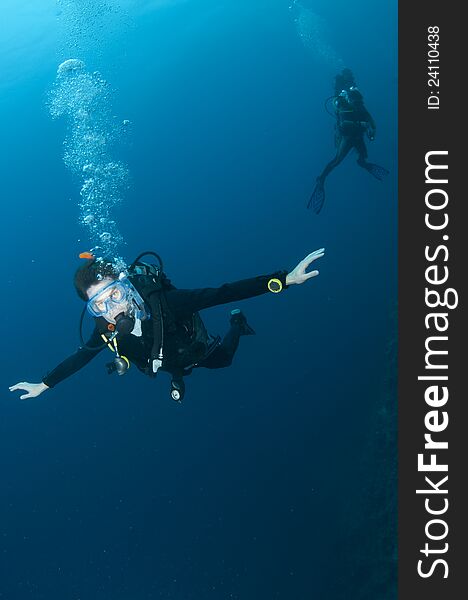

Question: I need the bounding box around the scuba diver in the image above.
[9,248,325,403]
[308,68,389,214]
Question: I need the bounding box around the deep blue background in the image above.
[0,1,397,598]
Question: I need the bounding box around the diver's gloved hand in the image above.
[286,249,325,285]
[9,381,50,400]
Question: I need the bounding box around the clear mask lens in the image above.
[87,281,129,317]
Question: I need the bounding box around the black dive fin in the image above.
[230,309,256,336]
[307,179,325,214]
[366,163,389,181]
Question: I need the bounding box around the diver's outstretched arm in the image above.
[166,249,326,318]
[9,381,50,399]
[10,328,104,397]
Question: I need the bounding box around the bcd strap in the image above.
[128,262,199,380]
[145,293,164,377]
[127,264,166,378]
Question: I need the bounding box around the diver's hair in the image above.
[74,258,120,301]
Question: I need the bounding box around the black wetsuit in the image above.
[43,271,289,388]
[318,91,376,183]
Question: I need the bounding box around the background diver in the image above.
[308,68,389,214]
[9,248,325,403]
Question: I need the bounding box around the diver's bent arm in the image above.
[364,107,376,130]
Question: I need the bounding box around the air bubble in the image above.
[48,60,129,257]
[291,2,343,70]
[57,58,85,75]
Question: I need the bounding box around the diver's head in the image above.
[85,277,132,325]
[341,68,354,82]
[74,256,121,301]
[75,254,149,329]
[334,68,355,94]
[75,256,130,325]
[75,255,149,329]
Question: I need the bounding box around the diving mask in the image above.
[86,275,148,323]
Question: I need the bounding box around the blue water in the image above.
[1,1,397,598]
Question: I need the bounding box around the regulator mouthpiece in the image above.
[115,313,135,336]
